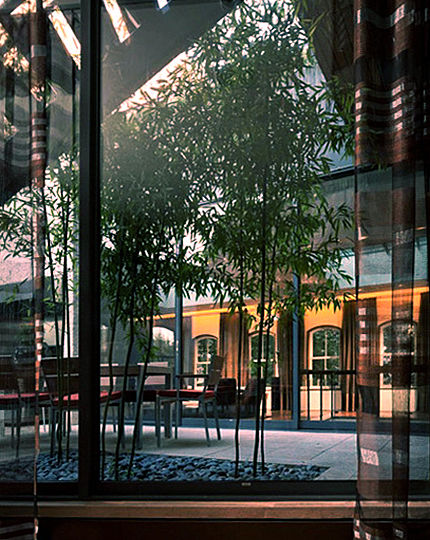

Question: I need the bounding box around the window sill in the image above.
[1,500,429,520]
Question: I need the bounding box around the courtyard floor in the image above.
[1,422,429,481]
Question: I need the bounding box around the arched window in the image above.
[379,321,416,386]
[194,335,218,387]
[153,326,175,365]
[309,327,340,386]
[249,333,276,381]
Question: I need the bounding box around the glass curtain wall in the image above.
[98,0,354,486]
[300,173,355,424]
[0,0,80,490]
[0,2,426,525]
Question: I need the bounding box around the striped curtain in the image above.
[1,4,48,538]
[354,1,430,538]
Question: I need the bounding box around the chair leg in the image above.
[42,406,47,433]
[10,408,15,445]
[120,421,126,450]
[117,402,126,450]
[155,396,161,448]
[16,406,21,459]
[136,404,143,450]
[201,400,210,446]
[213,399,221,440]
[112,405,117,433]
[50,408,56,456]
[67,409,72,440]
[175,400,180,439]
[164,401,172,439]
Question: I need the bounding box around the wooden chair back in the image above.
[206,355,224,392]
[41,357,79,398]
[0,356,18,394]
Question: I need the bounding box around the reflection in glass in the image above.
[99,0,355,483]
[0,2,80,484]
[310,328,340,386]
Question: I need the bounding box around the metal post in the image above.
[79,0,101,498]
[330,374,334,419]
[174,292,183,381]
[174,238,184,430]
[307,371,310,421]
[292,273,300,430]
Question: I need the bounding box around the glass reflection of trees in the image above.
[380,321,416,386]
[195,335,217,387]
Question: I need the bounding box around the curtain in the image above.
[354,0,430,537]
[0,6,47,538]
[0,3,77,537]
[341,300,356,412]
[219,311,249,385]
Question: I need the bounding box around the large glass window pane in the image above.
[99,0,355,486]
[0,1,80,486]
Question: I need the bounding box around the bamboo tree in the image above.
[127,253,161,478]
[41,156,78,461]
[41,188,63,458]
[260,227,279,473]
[192,0,353,478]
[101,77,210,477]
[113,242,139,480]
[101,228,125,478]
[234,220,244,477]
[253,174,267,476]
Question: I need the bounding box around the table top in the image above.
[100,363,172,377]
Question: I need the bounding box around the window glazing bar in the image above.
[79,0,101,499]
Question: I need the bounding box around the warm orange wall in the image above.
[156,286,429,372]
[357,286,427,325]
[192,313,220,340]
[301,287,428,367]
[303,304,343,335]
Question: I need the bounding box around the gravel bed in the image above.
[0,451,327,482]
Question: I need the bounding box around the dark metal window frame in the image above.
[76,0,358,498]
[1,0,428,502]
[79,0,101,500]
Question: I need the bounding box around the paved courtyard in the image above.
[126,426,358,480]
[1,424,429,481]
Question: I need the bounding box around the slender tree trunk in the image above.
[252,67,275,476]
[126,266,159,478]
[59,191,71,459]
[114,245,139,480]
[65,270,72,460]
[252,176,267,477]
[260,282,273,473]
[234,206,245,477]
[260,227,278,473]
[234,252,244,477]
[42,190,63,460]
[101,231,125,478]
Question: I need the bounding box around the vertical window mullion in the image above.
[79,0,102,498]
